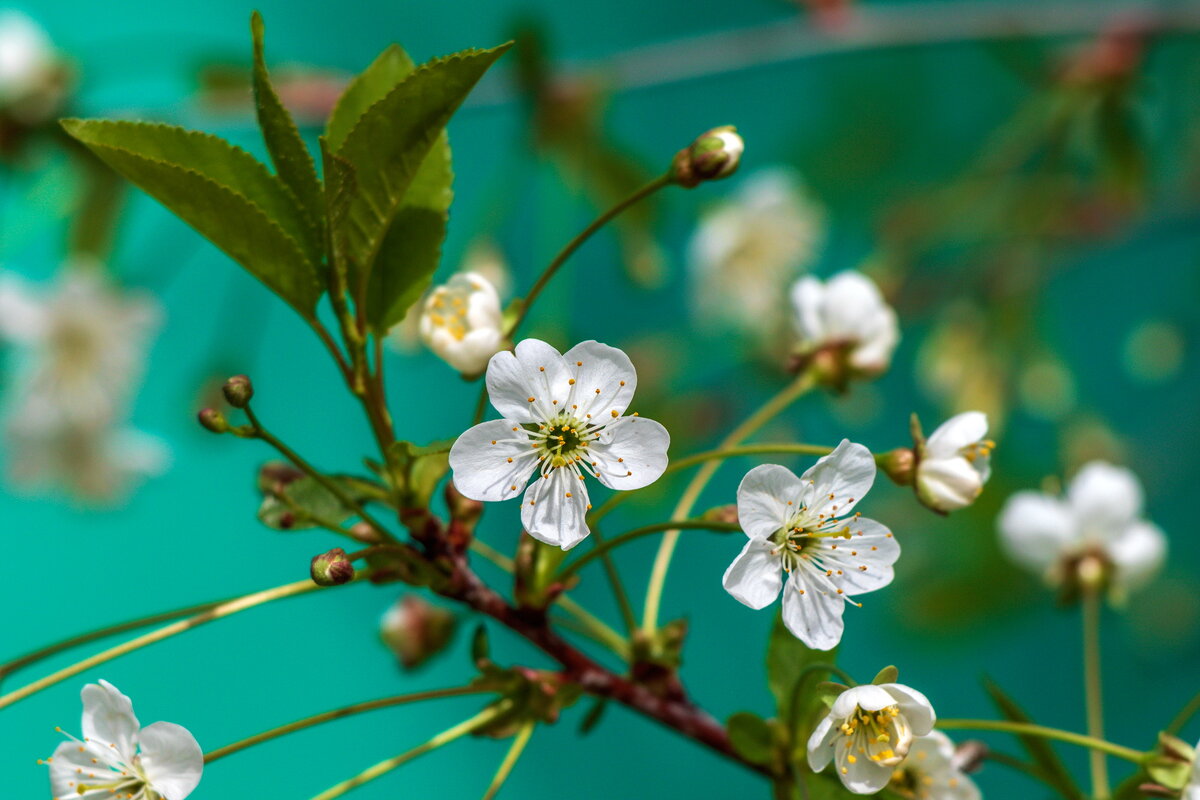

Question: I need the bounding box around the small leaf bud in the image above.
[310,547,355,586]
[222,374,254,408]
[671,125,744,188]
[197,408,230,434]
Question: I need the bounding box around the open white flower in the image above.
[887,731,981,800]
[791,270,899,378]
[722,441,899,649]
[449,338,669,549]
[47,680,202,800]
[689,168,824,340]
[916,412,993,513]
[807,682,936,795]
[0,268,166,499]
[418,271,505,375]
[998,460,1166,595]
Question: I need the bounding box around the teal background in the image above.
[2,1,1200,798]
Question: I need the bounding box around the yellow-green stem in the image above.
[0,579,327,711]
[308,702,511,800]
[936,719,1143,764]
[205,686,488,764]
[481,720,535,800]
[560,519,740,581]
[1083,587,1109,799]
[641,372,815,633]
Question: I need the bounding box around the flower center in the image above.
[837,705,909,769]
[528,412,598,469]
[770,510,851,571]
[425,282,478,341]
[959,439,995,465]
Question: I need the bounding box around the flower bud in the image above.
[700,504,739,525]
[418,272,505,376]
[671,125,744,188]
[257,460,304,494]
[380,594,457,670]
[222,374,254,408]
[952,739,988,774]
[310,547,355,586]
[349,521,383,545]
[197,408,229,434]
[879,447,916,487]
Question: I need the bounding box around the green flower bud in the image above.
[197,408,230,434]
[671,125,744,188]
[310,547,355,586]
[222,374,254,408]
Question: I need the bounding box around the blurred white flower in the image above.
[888,731,981,800]
[418,272,505,375]
[688,168,824,340]
[998,461,1166,596]
[723,441,899,650]
[46,680,203,800]
[808,682,936,794]
[449,338,669,549]
[916,412,993,513]
[791,270,899,379]
[0,267,167,500]
[1185,739,1200,800]
[0,11,67,125]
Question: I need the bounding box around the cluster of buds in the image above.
[197,375,256,435]
[670,125,744,188]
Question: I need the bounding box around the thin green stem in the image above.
[1083,587,1110,799]
[588,528,639,635]
[468,540,629,658]
[243,405,394,541]
[588,443,837,527]
[505,173,672,339]
[205,686,488,764]
[1166,688,1200,736]
[642,372,815,633]
[560,520,740,582]
[0,578,329,711]
[0,597,231,687]
[309,702,511,800]
[935,720,1144,764]
[481,720,535,800]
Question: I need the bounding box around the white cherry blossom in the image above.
[808,682,937,795]
[1184,739,1200,800]
[916,412,993,513]
[791,270,899,377]
[0,11,54,103]
[722,440,899,649]
[887,731,981,800]
[47,680,202,800]
[449,338,669,549]
[998,460,1166,595]
[418,271,505,375]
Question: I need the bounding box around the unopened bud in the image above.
[349,521,383,545]
[380,595,457,670]
[953,740,989,774]
[671,125,744,188]
[310,547,355,586]
[222,374,254,408]
[700,504,739,525]
[880,447,916,487]
[257,460,304,494]
[197,408,229,434]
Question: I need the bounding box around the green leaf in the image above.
[984,678,1086,800]
[250,12,323,227]
[61,119,323,316]
[471,623,491,667]
[325,44,414,152]
[767,612,838,736]
[579,697,608,735]
[365,133,452,330]
[727,711,775,766]
[330,43,509,290]
[258,475,364,531]
[871,665,898,685]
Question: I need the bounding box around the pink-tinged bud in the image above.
[310,547,355,586]
[349,521,383,544]
[198,408,229,434]
[700,504,739,525]
[222,374,254,408]
[257,460,304,494]
[880,447,916,487]
[380,595,457,670]
[952,740,988,774]
[671,125,744,188]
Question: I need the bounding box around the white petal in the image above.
[81,680,140,762]
[880,683,937,736]
[737,464,804,540]
[917,456,985,512]
[802,440,876,520]
[806,712,839,771]
[1108,521,1166,592]
[562,340,637,418]
[847,304,899,373]
[520,469,591,550]
[924,412,988,458]
[722,538,784,609]
[832,684,899,716]
[449,419,539,502]
[998,491,1077,574]
[139,721,203,800]
[818,517,898,595]
[0,271,48,342]
[485,338,570,422]
[781,571,844,650]
[790,275,828,346]
[821,271,890,343]
[1068,461,1143,534]
[590,417,669,491]
[837,747,894,794]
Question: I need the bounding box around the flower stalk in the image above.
[935,719,1145,764]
